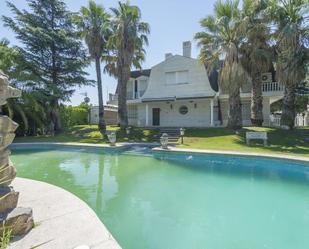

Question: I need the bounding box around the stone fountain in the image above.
[0,71,34,236]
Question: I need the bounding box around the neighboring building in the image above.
[89,105,118,125]
[106,41,284,128]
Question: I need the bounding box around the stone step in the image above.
[158,128,181,144]
[154,136,180,144]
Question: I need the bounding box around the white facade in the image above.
[129,99,213,127]
[107,42,285,128]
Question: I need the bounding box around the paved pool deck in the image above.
[13,142,309,162]
[10,178,121,249]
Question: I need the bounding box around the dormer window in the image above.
[165,70,189,85]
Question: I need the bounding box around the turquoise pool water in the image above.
[11,145,309,249]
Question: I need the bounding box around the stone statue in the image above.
[0,71,34,236]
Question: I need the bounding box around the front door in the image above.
[152,108,160,126]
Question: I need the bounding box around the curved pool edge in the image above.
[152,147,309,163]
[11,177,122,249]
[12,142,309,163]
[11,142,159,150]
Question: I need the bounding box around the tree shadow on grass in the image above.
[184,127,237,138]
[234,127,309,155]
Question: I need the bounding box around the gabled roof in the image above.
[141,55,216,99]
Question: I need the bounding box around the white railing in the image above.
[109,91,145,102]
[262,82,284,92]
[128,90,146,100]
[295,113,308,127]
[270,115,281,127]
[270,113,308,127]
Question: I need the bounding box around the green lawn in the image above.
[14,125,309,157]
[14,125,160,144]
[180,127,309,157]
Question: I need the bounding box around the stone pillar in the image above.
[0,71,34,236]
[145,104,149,126]
[210,99,214,127]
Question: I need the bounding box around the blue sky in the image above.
[0,0,216,106]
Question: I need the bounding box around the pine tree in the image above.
[2,0,92,133]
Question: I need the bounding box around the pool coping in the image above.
[11,142,159,149]
[153,147,309,163]
[12,142,309,163]
[11,177,121,249]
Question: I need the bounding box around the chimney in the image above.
[183,41,191,58]
[165,53,173,60]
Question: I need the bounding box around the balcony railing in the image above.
[109,91,146,102]
[127,91,146,100]
[262,82,284,92]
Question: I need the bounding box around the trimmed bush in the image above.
[60,104,89,129]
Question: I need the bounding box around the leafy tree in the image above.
[2,0,92,133]
[107,1,150,128]
[60,103,89,129]
[6,90,49,136]
[195,0,247,129]
[240,0,273,126]
[269,0,308,129]
[74,0,111,135]
[0,39,46,135]
[0,39,19,74]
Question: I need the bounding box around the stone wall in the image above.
[0,71,34,236]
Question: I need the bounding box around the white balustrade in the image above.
[262,82,284,92]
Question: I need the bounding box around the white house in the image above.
[106,41,284,128]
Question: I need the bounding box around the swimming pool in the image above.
[11,145,309,249]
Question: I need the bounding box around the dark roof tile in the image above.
[130,69,151,78]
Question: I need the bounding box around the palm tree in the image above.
[6,91,47,136]
[74,0,110,134]
[269,0,307,129]
[195,0,247,129]
[108,1,150,128]
[240,0,272,126]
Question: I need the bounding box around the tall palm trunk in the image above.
[224,44,244,130]
[117,63,130,128]
[227,87,242,129]
[95,56,106,134]
[281,83,295,129]
[277,34,300,130]
[251,72,263,126]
